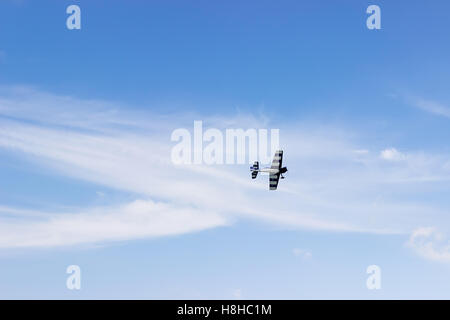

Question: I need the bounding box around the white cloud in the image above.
[96,191,106,197]
[353,149,369,155]
[232,289,242,299]
[380,148,406,162]
[406,227,450,263]
[292,248,312,259]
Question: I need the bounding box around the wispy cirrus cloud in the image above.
[2,86,450,249]
[409,96,450,119]
[0,200,227,248]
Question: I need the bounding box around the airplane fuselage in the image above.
[257,167,280,174]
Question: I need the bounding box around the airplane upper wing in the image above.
[271,150,283,169]
[269,173,280,190]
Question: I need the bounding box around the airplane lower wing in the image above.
[269,173,280,190]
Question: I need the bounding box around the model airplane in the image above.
[250,150,288,190]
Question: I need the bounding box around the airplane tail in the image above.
[250,161,259,179]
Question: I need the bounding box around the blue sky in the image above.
[1,0,450,299]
